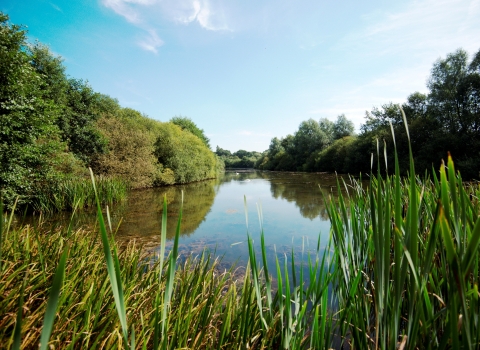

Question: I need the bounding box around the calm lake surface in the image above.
[25,170,348,269]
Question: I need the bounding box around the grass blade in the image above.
[39,246,68,350]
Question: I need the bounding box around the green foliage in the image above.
[155,123,218,183]
[332,113,355,139]
[258,47,480,178]
[215,148,262,168]
[171,116,211,149]
[0,13,66,208]
[0,13,221,210]
[95,110,161,188]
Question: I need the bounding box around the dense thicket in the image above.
[0,13,222,209]
[215,147,263,168]
[255,48,480,178]
[255,115,355,171]
[170,116,211,149]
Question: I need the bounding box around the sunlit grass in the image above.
[32,175,128,214]
[2,111,480,348]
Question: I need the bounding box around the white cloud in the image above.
[102,0,144,24]
[137,29,164,53]
[157,0,231,31]
[101,0,231,52]
[343,0,480,57]
[320,0,480,130]
[49,3,62,12]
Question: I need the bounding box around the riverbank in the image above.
[2,151,480,349]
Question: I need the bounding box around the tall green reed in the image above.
[32,175,128,214]
[327,107,480,349]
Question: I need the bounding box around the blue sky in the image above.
[2,0,480,152]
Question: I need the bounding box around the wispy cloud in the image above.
[341,0,480,57]
[101,0,231,53]
[160,0,231,31]
[102,0,148,24]
[321,0,480,130]
[49,2,62,12]
[138,29,164,53]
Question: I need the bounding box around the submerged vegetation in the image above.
[0,13,222,211]
[2,115,480,348]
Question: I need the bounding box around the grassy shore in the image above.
[31,176,129,214]
[2,122,480,349]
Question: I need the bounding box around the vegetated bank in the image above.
[255,47,480,179]
[0,13,223,212]
[2,120,480,348]
[215,147,263,168]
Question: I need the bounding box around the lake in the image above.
[22,170,347,269]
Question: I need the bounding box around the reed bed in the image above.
[31,176,128,213]
[327,114,480,349]
[2,115,480,349]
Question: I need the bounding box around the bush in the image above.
[154,123,218,183]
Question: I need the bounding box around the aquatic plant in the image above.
[2,112,480,349]
[31,175,128,213]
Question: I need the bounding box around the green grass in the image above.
[2,113,480,349]
[31,175,129,214]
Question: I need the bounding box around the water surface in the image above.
[23,170,348,268]
[114,170,345,267]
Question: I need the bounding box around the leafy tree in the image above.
[332,114,355,140]
[155,123,217,183]
[293,119,329,169]
[171,116,211,148]
[0,13,65,206]
[58,79,107,165]
[268,137,284,157]
[95,112,161,188]
[29,42,68,105]
[319,118,335,143]
[215,146,231,157]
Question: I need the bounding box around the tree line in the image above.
[0,13,222,209]
[255,47,480,178]
[215,147,263,168]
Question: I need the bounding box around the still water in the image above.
[29,170,347,268]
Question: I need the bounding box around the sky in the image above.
[2,0,480,152]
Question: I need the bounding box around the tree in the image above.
[29,41,68,105]
[293,119,329,169]
[332,114,355,140]
[427,49,469,134]
[319,118,335,144]
[0,13,65,206]
[171,116,211,149]
[215,146,231,157]
[268,137,284,157]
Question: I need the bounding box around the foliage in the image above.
[0,13,220,210]
[171,116,211,149]
[95,110,161,188]
[0,13,66,208]
[328,126,480,348]
[155,123,218,183]
[215,147,262,168]
[255,116,356,172]
[32,175,128,214]
[256,47,480,178]
[4,134,480,348]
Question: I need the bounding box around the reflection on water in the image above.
[115,181,217,239]
[17,170,351,267]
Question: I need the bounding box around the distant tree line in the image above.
[215,147,263,168]
[0,13,223,209]
[255,48,480,179]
